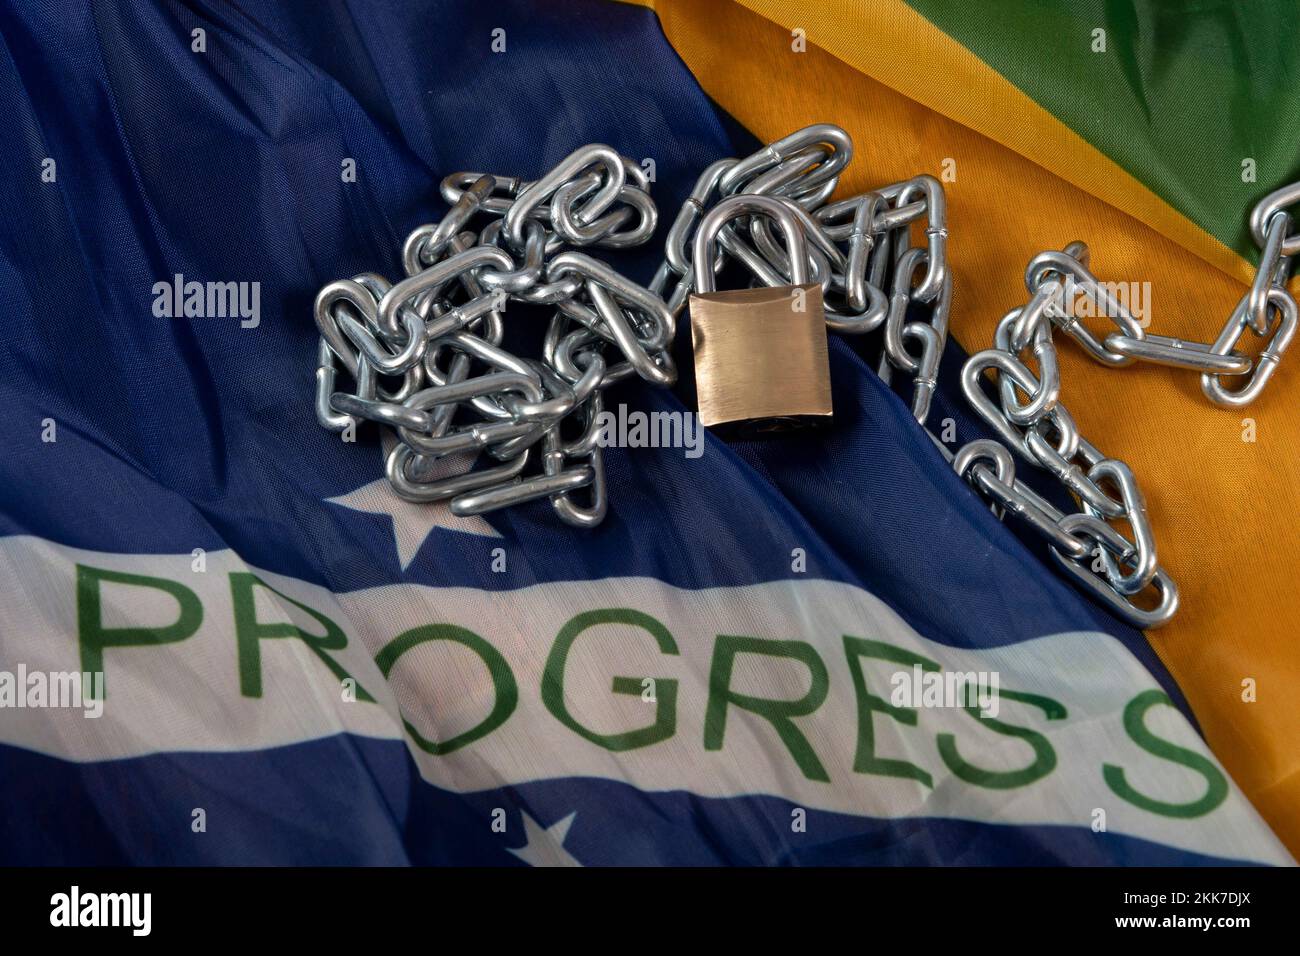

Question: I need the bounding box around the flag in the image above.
[0,0,1294,865]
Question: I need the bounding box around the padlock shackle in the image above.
[691,195,809,294]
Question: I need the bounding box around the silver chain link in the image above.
[309,124,1298,628]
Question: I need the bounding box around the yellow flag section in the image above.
[622,0,1300,855]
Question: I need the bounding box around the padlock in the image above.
[688,194,833,431]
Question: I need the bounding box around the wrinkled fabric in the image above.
[0,0,1290,865]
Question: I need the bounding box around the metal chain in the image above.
[313,144,672,528]
[309,124,1298,629]
[950,242,1178,629]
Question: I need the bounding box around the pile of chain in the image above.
[313,145,675,527]
[310,122,1298,629]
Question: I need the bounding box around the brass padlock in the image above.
[688,195,833,431]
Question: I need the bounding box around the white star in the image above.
[507,812,583,867]
[325,433,502,570]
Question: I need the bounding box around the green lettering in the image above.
[937,689,1065,789]
[705,635,830,783]
[1103,689,1228,818]
[842,636,936,786]
[376,624,516,755]
[229,572,373,701]
[543,608,679,751]
[76,564,202,698]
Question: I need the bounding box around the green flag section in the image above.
[904,0,1300,261]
